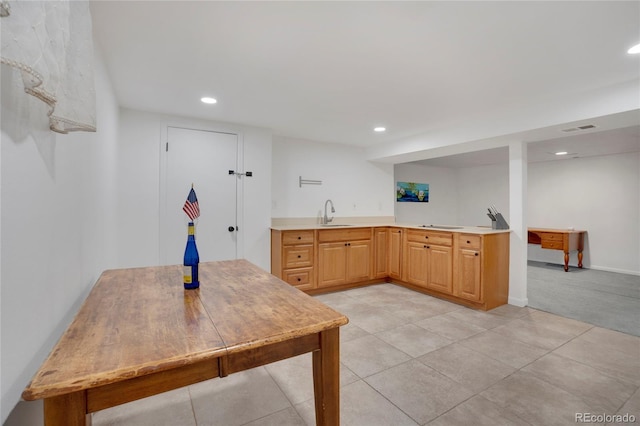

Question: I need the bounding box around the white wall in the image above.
[395,162,510,227]
[393,163,458,225]
[457,163,509,227]
[395,153,640,275]
[117,109,273,271]
[528,153,640,274]
[1,47,120,424]
[271,136,394,220]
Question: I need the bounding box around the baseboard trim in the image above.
[588,265,640,276]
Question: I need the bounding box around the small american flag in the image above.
[183,187,200,221]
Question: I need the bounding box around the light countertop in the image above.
[271,222,510,235]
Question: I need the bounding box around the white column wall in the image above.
[508,141,528,306]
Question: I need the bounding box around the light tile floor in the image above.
[93,283,640,426]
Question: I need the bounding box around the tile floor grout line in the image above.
[357,375,422,426]
[186,386,199,426]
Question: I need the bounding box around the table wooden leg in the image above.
[563,251,569,272]
[578,250,583,268]
[312,327,340,426]
[44,391,90,426]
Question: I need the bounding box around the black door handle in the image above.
[228,226,235,232]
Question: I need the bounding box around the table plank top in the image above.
[23,260,348,401]
[199,260,348,355]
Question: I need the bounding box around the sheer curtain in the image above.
[1,0,96,133]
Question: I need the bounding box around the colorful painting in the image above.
[397,182,429,202]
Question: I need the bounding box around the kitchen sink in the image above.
[420,224,464,230]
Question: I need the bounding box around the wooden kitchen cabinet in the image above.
[388,228,403,280]
[456,234,482,301]
[405,241,428,286]
[270,229,316,291]
[374,227,389,278]
[272,225,510,311]
[454,233,509,309]
[317,228,372,288]
[404,230,453,294]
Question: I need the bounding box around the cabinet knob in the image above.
[297,277,301,281]
[297,236,301,240]
[475,252,479,256]
[297,255,301,258]
[467,240,471,244]
[427,245,430,249]
[425,236,429,239]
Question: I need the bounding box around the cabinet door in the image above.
[374,228,388,278]
[388,229,402,280]
[426,245,453,294]
[406,242,428,287]
[347,240,372,282]
[318,243,347,287]
[457,248,482,301]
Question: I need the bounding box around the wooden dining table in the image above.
[22,259,348,425]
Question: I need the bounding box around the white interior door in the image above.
[161,126,239,265]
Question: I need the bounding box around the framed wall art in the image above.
[396,182,429,202]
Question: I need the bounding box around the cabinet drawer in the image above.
[406,230,452,246]
[282,230,314,245]
[541,233,563,241]
[282,267,313,288]
[541,239,563,250]
[283,245,313,267]
[459,234,481,250]
[318,228,371,243]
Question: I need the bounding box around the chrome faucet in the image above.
[323,199,335,224]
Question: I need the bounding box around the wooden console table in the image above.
[22,260,348,425]
[527,228,586,272]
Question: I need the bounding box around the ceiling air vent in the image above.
[561,124,596,133]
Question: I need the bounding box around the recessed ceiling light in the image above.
[628,43,640,54]
[201,97,217,104]
[374,127,386,132]
[555,151,568,156]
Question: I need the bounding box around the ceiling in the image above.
[90,1,640,164]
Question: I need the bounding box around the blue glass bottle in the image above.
[183,222,200,289]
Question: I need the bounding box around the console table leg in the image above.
[313,328,340,426]
[578,251,583,268]
[563,252,569,272]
